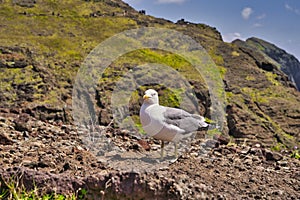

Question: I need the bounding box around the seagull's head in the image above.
[143,89,159,105]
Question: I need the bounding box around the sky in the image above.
[123,0,300,60]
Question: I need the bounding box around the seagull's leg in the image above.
[174,142,178,158]
[161,140,165,159]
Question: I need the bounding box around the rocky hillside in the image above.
[0,0,299,199]
[234,37,300,90]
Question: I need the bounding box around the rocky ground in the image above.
[0,1,300,199]
[0,110,299,199]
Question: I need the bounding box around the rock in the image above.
[137,140,151,151]
[31,141,45,148]
[13,113,32,132]
[241,146,251,154]
[201,139,217,150]
[277,160,288,167]
[244,158,253,166]
[264,150,283,161]
[214,134,230,145]
[0,116,6,123]
[272,190,284,195]
[190,152,198,157]
[249,147,263,157]
[213,151,222,157]
[13,0,37,8]
[0,131,14,145]
[173,183,183,196]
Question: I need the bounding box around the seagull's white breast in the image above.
[140,104,166,136]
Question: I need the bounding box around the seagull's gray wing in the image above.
[163,107,208,134]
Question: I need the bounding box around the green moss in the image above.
[282,132,295,140]
[242,87,269,103]
[215,66,226,80]
[265,72,280,86]
[130,115,145,134]
[38,90,62,105]
[271,143,285,151]
[227,85,297,149]
[231,51,240,57]
[207,128,222,136]
[245,75,256,81]
[0,65,45,105]
[165,91,180,107]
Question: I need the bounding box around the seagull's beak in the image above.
[143,95,150,100]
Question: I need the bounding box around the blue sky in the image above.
[123,0,300,60]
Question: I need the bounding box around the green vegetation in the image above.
[112,48,203,80]
[265,71,280,86]
[0,0,138,107]
[231,51,240,57]
[0,65,43,105]
[271,142,286,152]
[291,149,300,159]
[241,84,297,104]
[245,75,256,81]
[207,128,222,137]
[0,176,87,200]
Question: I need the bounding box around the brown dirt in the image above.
[0,110,299,199]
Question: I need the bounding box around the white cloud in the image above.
[253,23,263,28]
[241,7,253,20]
[223,32,245,42]
[256,14,266,20]
[156,0,187,4]
[285,3,300,15]
[285,3,293,11]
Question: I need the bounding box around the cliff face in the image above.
[243,37,300,90]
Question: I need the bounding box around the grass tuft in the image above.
[0,175,87,200]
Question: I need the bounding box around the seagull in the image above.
[139,89,208,159]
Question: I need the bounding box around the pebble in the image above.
[0,122,9,128]
[244,158,253,166]
[265,150,283,161]
[190,152,198,157]
[272,190,284,195]
[241,146,250,154]
[31,141,45,148]
[254,143,261,148]
[173,183,183,196]
[277,160,288,166]
[213,151,222,157]
[252,156,260,162]
[151,144,160,151]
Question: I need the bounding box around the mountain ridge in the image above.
[245,37,300,90]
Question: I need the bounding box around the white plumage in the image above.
[140,89,208,158]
